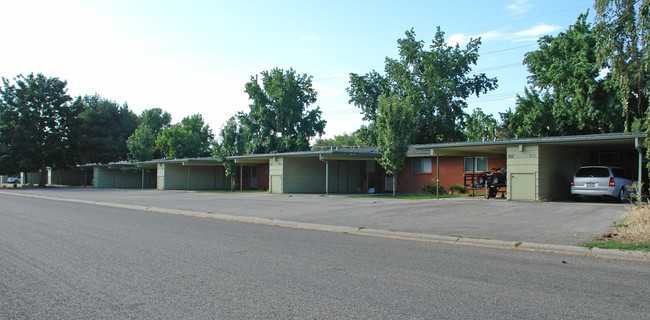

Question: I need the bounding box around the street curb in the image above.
[1,190,648,262]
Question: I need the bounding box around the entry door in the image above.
[251,166,258,189]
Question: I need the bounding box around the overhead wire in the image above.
[309,4,591,76]
[310,3,591,113]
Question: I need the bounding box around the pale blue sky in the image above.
[0,0,595,140]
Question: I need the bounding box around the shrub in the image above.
[449,184,466,194]
[423,184,445,195]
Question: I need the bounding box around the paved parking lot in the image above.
[0,188,630,246]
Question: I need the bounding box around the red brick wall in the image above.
[392,156,507,194]
[489,157,507,170]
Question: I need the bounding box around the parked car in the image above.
[570,165,633,202]
[7,176,20,183]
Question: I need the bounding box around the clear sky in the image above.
[0,0,595,140]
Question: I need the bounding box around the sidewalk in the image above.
[1,188,647,261]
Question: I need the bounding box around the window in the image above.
[464,157,487,172]
[575,167,609,178]
[385,175,394,191]
[412,158,432,173]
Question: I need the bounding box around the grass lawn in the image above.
[582,240,650,251]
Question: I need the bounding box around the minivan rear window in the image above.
[575,167,609,178]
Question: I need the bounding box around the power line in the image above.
[305,5,588,70]
[481,43,537,55]
[472,63,524,73]
[464,4,592,34]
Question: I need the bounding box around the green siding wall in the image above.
[21,172,42,185]
[269,157,365,194]
[215,166,226,190]
[507,144,592,201]
[283,157,326,193]
[506,145,539,201]
[48,169,86,186]
[538,145,588,201]
[188,166,224,190]
[158,163,188,190]
[157,163,225,190]
[94,167,154,189]
[327,160,363,193]
[94,167,110,188]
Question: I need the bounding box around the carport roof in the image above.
[414,132,645,157]
[77,161,138,169]
[230,146,432,163]
[137,157,222,168]
[230,148,380,163]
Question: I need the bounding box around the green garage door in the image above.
[510,173,536,201]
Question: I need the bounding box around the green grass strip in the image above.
[581,240,650,251]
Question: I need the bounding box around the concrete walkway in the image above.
[1,188,647,261]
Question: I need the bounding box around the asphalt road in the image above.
[1,193,648,319]
[0,188,630,245]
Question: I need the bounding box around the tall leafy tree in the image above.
[376,94,412,197]
[312,132,359,149]
[594,0,649,131]
[351,124,379,147]
[126,123,155,162]
[139,108,172,137]
[79,95,139,163]
[508,13,624,138]
[213,116,246,190]
[464,108,498,141]
[499,90,556,138]
[347,71,391,123]
[0,73,83,185]
[240,67,326,154]
[348,28,498,144]
[137,108,172,159]
[156,114,213,159]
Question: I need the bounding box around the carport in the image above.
[230,149,380,194]
[20,171,42,185]
[416,132,646,201]
[47,167,90,186]
[79,162,156,189]
[138,158,227,191]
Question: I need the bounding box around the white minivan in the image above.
[570,165,633,202]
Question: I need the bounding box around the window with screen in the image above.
[464,157,487,172]
[412,158,432,173]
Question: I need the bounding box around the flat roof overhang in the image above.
[136,157,223,168]
[415,132,646,156]
[230,149,381,164]
[77,162,139,170]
